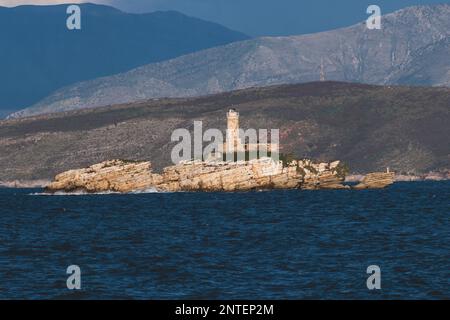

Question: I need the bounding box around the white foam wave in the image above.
[29,188,162,196]
[130,187,160,194]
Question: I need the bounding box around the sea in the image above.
[0,181,449,299]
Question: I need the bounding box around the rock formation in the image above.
[353,172,395,189]
[296,160,349,190]
[45,160,163,193]
[45,158,350,193]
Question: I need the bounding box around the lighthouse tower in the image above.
[226,108,241,152]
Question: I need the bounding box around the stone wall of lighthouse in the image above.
[223,108,279,155]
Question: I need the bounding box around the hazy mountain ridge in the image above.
[387,37,450,86]
[1,82,449,181]
[0,4,249,113]
[9,4,450,119]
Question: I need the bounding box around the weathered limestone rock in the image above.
[46,158,393,193]
[158,158,288,192]
[296,159,349,190]
[46,160,162,193]
[353,172,395,190]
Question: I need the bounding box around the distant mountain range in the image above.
[0,4,249,114]
[9,4,450,119]
[1,82,449,182]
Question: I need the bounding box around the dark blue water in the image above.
[0,182,449,299]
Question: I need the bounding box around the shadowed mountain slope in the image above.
[10,4,450,118]
[0,4,249,113]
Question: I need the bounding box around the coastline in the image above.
[0,180,51,189]
[346,172,450,183]
[1,173,448,190]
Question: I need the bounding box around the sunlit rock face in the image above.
[45,158,350,193]
[353,172,395,189]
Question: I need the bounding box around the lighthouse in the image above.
[226,108,241,152]
[215,108,279,160]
